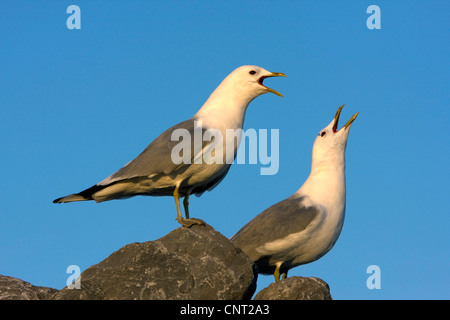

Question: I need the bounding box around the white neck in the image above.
[294,159,346,213]
[193,80,257,131]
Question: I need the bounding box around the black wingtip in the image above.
[77,184,105,199]
[52,184,107,204]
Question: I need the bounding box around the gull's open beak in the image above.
[333,104,359,132]
[258,72,287,97]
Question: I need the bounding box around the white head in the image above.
[311,105,359,171]
[212,65,286,103]
[195,65,286,127]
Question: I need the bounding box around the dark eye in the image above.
[320,131,326,137]
[249,70,256,75]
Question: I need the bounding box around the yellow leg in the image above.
[173,186,205,228]
[274,263,282,282]
[173,185,183,222]
[273,263,288,282]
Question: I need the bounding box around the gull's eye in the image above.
[249,70,257,75]
[319,131,326,137]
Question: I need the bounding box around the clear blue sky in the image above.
[0,1,448,300]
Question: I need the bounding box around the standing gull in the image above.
[53,65,286,227]
[231,105,358,281]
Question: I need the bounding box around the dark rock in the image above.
[52,223,257,300]
[253,276,332,300]
[1,224,333,300]
[0,275,58,300]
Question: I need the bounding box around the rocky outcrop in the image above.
[53,224,257,300]
[254,276,332,300]
[1,223,332,300]
[0,275,57,300]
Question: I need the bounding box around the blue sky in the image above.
[0,1,449,300]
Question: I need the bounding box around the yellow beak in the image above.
[258,72,287,97]
[333,104,359,132]
[343,112,359,129]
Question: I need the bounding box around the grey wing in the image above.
[231,197,320,260]
[98,119,208,185]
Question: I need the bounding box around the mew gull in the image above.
[231,105,358,281]
[53,65,286,227]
